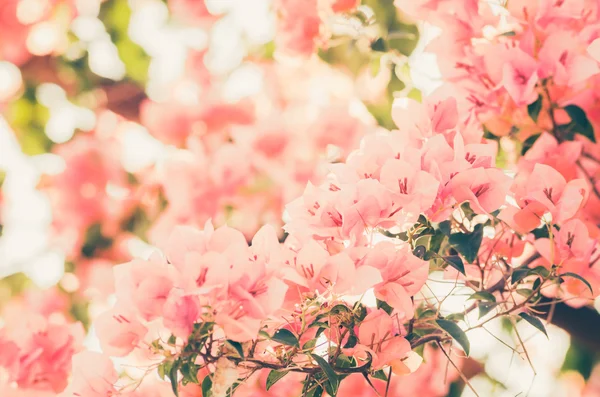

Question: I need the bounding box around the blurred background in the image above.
[0,0,599,396]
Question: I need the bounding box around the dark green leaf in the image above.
[531,227,550,239]
[330,304,351,316]
[438,220,451,236]
[448,224,484,263]
[353,302,368,321]
[521,133,541,155]
[335,354,354,368]
[436,319,470,356]
[441,255,466,275]
[169,361,180,397]
[511,268,531,284]
[310,354,340,396]
[306,385,324,397]
[371,369,388,381]
[180,362,199,385]
[478,302,497,319]
[429,231,446,254]
[413,245,427,259]
[271,329,300,347]
[371,38,387,52]
[225,340,244,358]
[564,105,595,143]
[527,96,543,123]
[309,321,329,329]
[343,334,358,349]
[519,312,548,338]
[202,376,212,397]
[376,299,394,315]
[561,272,594,294]
[531,266,551,278]
[266,370,289,391]
[468,291,497,302]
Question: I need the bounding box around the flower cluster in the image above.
[0,291,84,396]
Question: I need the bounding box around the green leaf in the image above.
[330,304,351,316]
[376,299,394,315]
[413,245,427,259]
[436,319,470,356]
[512,266,549,284]
[310,354,340,396]
[448,224,484,264]
[303,339,317,350]
[564,105,595,143]
[202,376,212,397]
[511,268,531,284]
[531,226,550,239]
[468,291,497,302]
[521,133,541,155]
[371,369,388,381]
[516,289,533,297]
[306,385,324,397]
[225,340,244,358]
[438,220,451,236]
[560,272,594,294]
[429,231,446,254]
[343,334,358,348]
[180,362,199,385]
[527,95,543,123]
[271,329,300,347]
[371,37,387,52]
[518,312,548,338]
[169,361,180,397]
[266,370,289,391]
[478,302,497,319]
[446,313,465,322]
[441,255,466,275]
[158,361,171,380]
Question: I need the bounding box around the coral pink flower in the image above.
[451,168,512,214]
[538,31,600,87]
[521,163,589,224]
[95,308,148,357]
[63,352,118,397]
[363,242,429,319]
[274,0,321,56]
[348,309,411,373]
[501,48,539,106]
[114,256,175,321]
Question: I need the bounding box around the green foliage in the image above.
[436,319,470,356]
[563,105,595,143]
[311,354,340,396]
[266,370,289,391]
[271,329,300,347]
[448,224,484,264]
[100,0,150,84]
[468,291,496,302]
[518,312,548,338]
[562,340,598,380]
[521,133,541,155]
[527,95,543,122]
